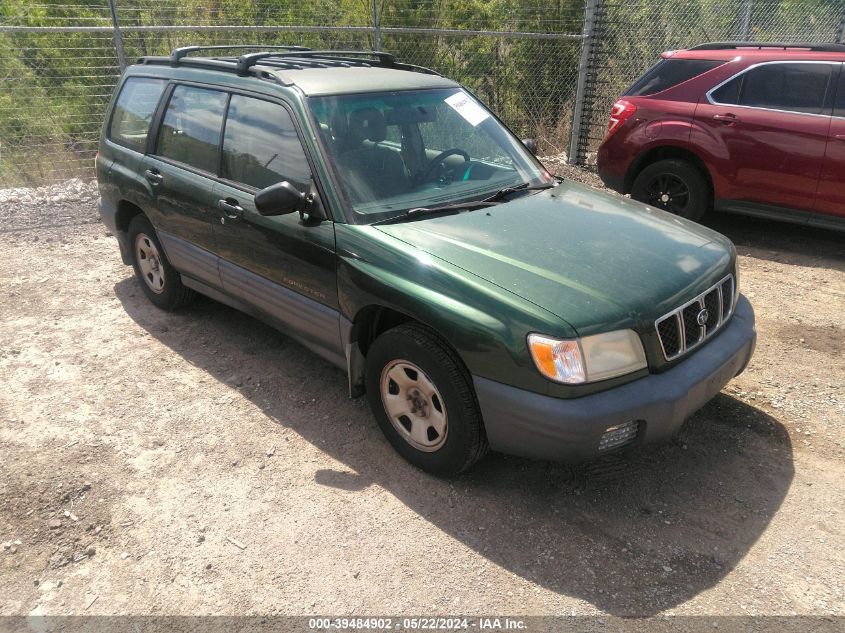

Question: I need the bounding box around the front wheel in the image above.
[631,159,710,221]
[365,323,488,476]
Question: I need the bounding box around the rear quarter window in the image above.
[625,59,724,97]
[108,78,167,152]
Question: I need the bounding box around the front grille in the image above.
[657,315,682,357]
[721,276,734,321]
[655,275,735,361]
[682,303,704,348]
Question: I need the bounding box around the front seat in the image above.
[333,107,409,203]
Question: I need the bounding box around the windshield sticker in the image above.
[444,91,489,126]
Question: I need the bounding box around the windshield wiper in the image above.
[481,181,557,203]
[371,181,559,226]
[371,200,498,225]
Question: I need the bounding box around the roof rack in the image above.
[169,44,311,65]
[232,49,400,74]
[138,45,443,84]
[690,41,845,53]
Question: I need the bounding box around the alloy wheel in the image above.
[643,173,691,214]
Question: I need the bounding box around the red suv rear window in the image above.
[625,59,725,96]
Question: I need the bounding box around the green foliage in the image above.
[0,0,842,184]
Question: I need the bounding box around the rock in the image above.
[63,510,70,518]
[206,563,212,570]
[226,536,247,550]
[2,542,10,550]
[49,553,69,568]
[48,519,62,529]
[197,534,205,544]
[9,546,18,554]
[662,565,672,572]
[94,526,102,535]
[86,546,96,557]
[120,552,129,560]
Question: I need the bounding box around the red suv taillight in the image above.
[607,99,637,136]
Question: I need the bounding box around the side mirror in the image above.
[254,181,304,217]
[522,138,536,154]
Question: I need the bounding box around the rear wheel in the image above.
[365,323,488,476]
[128,215,194,310]
[631,159,710,221]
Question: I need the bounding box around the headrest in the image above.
[348,107,387,143]
[330,110,348,140]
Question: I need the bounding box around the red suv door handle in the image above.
[713,113,739,125]
[834,134,845,141]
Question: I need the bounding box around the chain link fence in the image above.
[1,0,844,186]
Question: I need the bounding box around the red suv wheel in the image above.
[631,159,709,221]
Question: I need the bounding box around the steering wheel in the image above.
[416,148,471,185]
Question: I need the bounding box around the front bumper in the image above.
[474,294,756,461]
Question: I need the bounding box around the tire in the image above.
[365,323,489,476]
[631,158,710,222]
[127,215,194,310]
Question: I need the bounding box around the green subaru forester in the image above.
[97,46,756,475]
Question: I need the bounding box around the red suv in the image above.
[597,42,845,231]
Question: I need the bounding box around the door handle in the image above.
[834,134,845,141]
[713,113,739,125]
[217,198,244,219]
[144,169,163,185]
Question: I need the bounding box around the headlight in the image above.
[527,329,647,384]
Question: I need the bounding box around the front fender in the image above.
[335,224,572,395]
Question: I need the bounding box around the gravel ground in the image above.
[0,172,843,619]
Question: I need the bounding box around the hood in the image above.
[375,181,734,336]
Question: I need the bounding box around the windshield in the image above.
[308,88,553,223]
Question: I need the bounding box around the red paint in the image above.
[597,45,845,228]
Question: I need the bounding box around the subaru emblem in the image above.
[696,308,709,326]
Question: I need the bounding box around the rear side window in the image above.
[108,78,167,151]
[156,85,227,173]
[711,62,835,114]
[625,59,724,96]
[221,95,311,190]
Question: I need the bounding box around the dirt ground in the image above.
[0,173,843,619]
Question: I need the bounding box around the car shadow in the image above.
[115,278,794,617]
[703,212,845,271]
